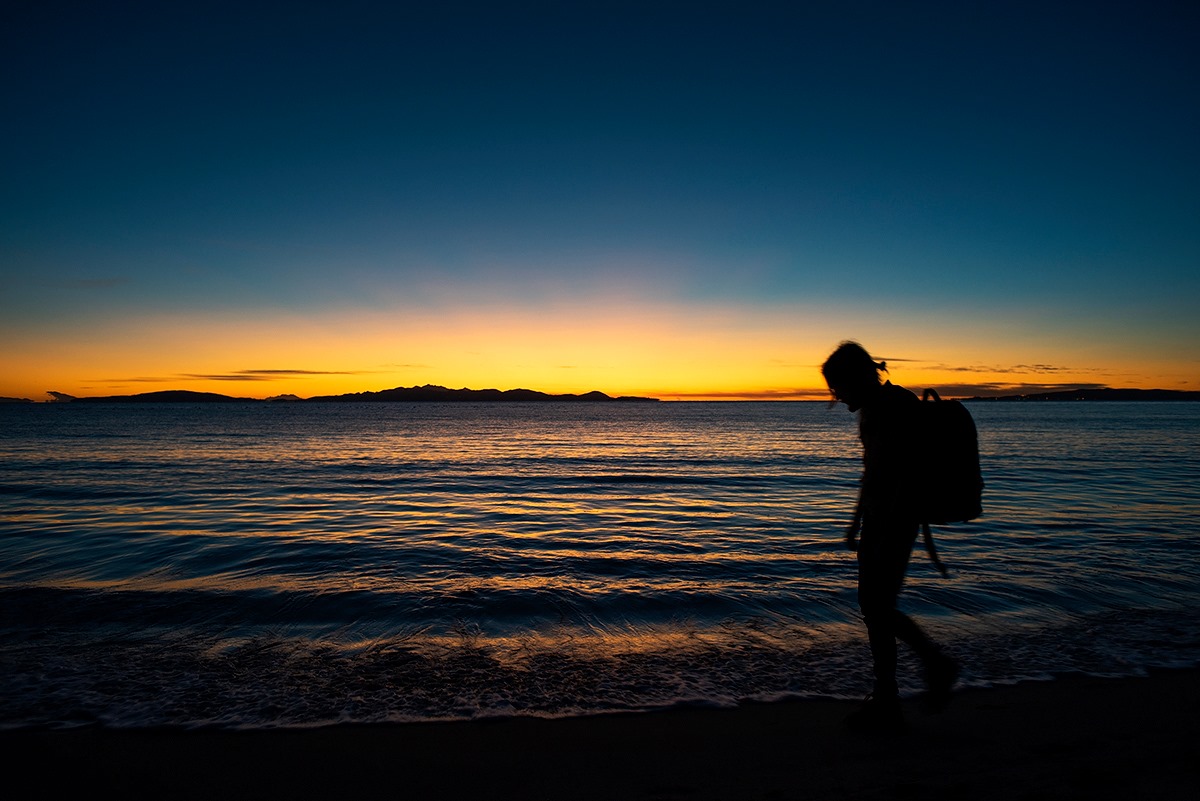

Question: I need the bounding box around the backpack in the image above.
[916,388,984,576]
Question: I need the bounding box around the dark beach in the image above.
[8,669,1196,801]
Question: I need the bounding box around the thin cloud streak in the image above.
[92,369,375,385]
[183,370,373,381]
[237,369,368,376]
[927,382,1111,398]
[934,363,1105,375]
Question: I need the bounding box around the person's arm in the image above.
[845,482,863,551]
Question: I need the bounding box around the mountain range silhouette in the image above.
[42,385,660,403]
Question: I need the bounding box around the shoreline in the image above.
[6,668,1196,800]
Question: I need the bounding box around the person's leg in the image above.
[844,518,915,732]
[893,608,959,706]
[855,518,960,725]
[846,532,907,731]
[892,610,938,661]
[890,610,958,710]
[856,519,916,699]
[860,597,899,697]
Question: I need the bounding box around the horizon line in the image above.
[9,382,1195,404]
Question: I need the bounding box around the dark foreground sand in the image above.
[7,669,1197,801]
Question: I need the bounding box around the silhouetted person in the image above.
[822,341,958,732]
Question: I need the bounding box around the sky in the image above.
[2,1,1197,400]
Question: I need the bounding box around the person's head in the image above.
[821,341,886,412]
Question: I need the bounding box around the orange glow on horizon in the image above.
[1,301,1192,402]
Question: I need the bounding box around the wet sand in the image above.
[7,668,1197,800]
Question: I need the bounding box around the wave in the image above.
[4,602,1197,730]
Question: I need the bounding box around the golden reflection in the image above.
[403,617,865,670]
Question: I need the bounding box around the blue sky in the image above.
[2,1,1197,399]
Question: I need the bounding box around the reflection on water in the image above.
[1,401,1198,727]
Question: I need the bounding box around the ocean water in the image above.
[2,400,1198,729]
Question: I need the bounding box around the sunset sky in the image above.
[3,1,1197,401]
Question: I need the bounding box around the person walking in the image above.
[822,341,959,732]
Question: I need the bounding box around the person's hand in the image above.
[844,519,861,552]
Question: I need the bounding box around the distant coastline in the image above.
[5,386,1198,404]
[21,386,660,404]
[964,388,1200,402]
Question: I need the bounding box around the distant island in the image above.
[41,385,660,403]
[65,390,250,403]
[966,388,1200,402]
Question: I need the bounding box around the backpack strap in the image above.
[921,386,953,577]
[922,521,950,577]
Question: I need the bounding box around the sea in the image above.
[2,400,1198,729]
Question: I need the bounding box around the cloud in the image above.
[925,382,1110,398]
[863,358,1107,378]
[90,369,375,384]
[182,374,279,382]
[236,369,366,376]
[179,369,376,381]
[1009,364,1077,374]
[88,376,175,384]
[935,363,1103,375]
